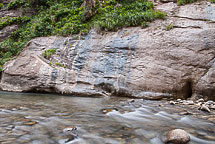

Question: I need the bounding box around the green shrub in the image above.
[141,21,148,28]
[0,16,30,30]
[0,38,26,69]
[48,61,52,66]
[0,3,4,9]
[177,0,215,5]
[42,48,56,59]
[8,0,26,10]
[165,24,174,31]
[55,62,65,68]
[92,1,166,31]
[177,0,196,5]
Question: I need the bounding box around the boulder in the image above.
[1,2,215,100]
[165,129,190,144]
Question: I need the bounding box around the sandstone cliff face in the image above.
[1,1,215,100]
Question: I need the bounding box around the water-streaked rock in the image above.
[1,1,215,100]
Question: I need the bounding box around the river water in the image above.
[0,91,214,144]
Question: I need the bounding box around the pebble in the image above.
[209,105,215,109]
[186,100,194,105]
[101,108,118,114]
[199,105,210,113]
[197,98,204,103]
[196,102,202,106]
[19,107,28,110]
[165,129,190,144]
[176,99,182,102]
[170,101,176,105]
[11,108,17,111]
[129,99,135,103]
[24,121,37,126]
[205,100,213,105]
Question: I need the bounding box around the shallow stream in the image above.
[0,91,214,144]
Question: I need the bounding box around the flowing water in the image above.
[0,91,215,144]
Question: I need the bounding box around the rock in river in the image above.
[63,127,78,140]
[165,129,190,144]
[199,105,211,113]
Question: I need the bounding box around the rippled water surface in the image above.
[0,91,215,144]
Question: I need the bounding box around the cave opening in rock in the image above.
[184,80,193,99]
[23,86,56,94]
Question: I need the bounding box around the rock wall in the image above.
[0,0,34,42]
[1,1,215,100]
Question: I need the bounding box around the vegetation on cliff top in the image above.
[0,0,166,71]
[0,3,4,9]
[177,0,196,5]
[177,0,215,5]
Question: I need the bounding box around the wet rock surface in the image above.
[168,99,215,116]
[1,1,215,100]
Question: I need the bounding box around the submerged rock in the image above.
[63,127,78,140]
[179,111,192,115]
[165,129,190,144]
[101,108,118,114]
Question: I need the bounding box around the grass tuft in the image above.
[42,48,57,59]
